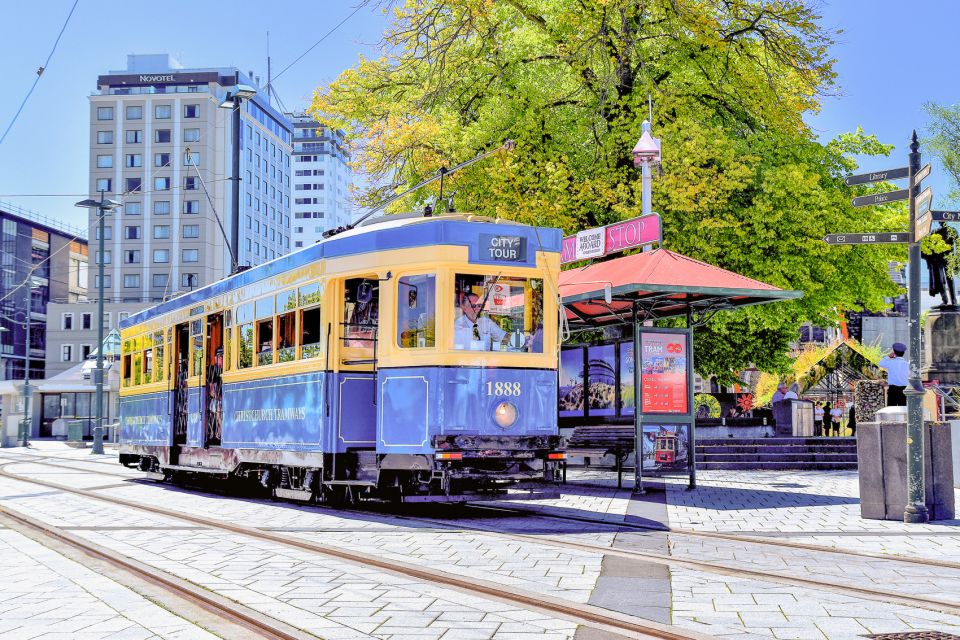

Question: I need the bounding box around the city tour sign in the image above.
[561,213,662,264]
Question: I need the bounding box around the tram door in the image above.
[204,313,224,447]
[334,277,379,457]
[171,323,190,464]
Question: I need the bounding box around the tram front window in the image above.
[453,274,544,353]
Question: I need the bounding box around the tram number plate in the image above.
[487,381,522,396]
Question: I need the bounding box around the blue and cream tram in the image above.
[118,214,564,502]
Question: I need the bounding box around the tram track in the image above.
[4,452,960,620]
[0,506,320,640]
[0,459,709,640]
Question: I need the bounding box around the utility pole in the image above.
[903,131,929,523]
[20,282,31,447]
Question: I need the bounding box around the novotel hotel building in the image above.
[87,54,293,304]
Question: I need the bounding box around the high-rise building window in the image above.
[155,129,171,143]
[62,313,74,330]
[153,200,170,215]
[183,152,199,167]
[125,154,142,168]
[96,178,112,192]
[152,273,168,288]
[183,177,198,190]
[123,274,140,288]
[181,273,198,289]
[81,313,92,329]
[155,105,171,119]
[183,200,200,214]
[294,241,303,248]
[183,104,199,118]
[154,177,171,191]
[97,130,113,144]
[182,224,199,238]
[124,250,141,264]
[124,226,141,240]
[182,249,199,263]
[95,250,111,265]
[125,130,142,144]
[153,249,170,263]
[95,226,112,240]
[153,225,170,239]
[61,344,72,362]
[93,275,110,289]
[154,153,170,167]
[124,202,141,215]
[81,344,92,359]
[125,105,143,120]
[97,106,113,120]
[96,155,113,168]
[184,128,200,142]
[125,178,142,193]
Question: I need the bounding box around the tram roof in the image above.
[122,215,562,329]
[559,248,802,327]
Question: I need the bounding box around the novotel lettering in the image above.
[139,74,176,83]
[480,234,527,262]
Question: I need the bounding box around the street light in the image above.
[5,287,40,447]
[632,120,662,218]
[218,80,258,271]
[75,192,121,454]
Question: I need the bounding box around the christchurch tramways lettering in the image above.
[233,407,307,422]
[124,415,163,426]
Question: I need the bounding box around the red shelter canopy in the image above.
[559,248,802,327]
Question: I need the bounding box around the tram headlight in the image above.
[493,402,518,428]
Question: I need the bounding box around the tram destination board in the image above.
[823,232,909,245]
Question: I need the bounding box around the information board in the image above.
[639,332,689,414]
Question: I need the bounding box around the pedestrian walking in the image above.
[830,403,843,437]
[878,342,909,406]
[821,401,832,438]
[814,402,824,437]
[848,404,857,437]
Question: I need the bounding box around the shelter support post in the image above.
[633,301,644,494]
[687,306,697,490]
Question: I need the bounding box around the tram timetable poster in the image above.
[640,332,689,414]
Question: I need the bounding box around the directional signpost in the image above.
[830,132,932,524]
[931,210,960,222]
[823,233,908,245]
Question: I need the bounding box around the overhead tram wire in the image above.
[0,0,79,146]
[262,3,366,97]
[184,150,238,273]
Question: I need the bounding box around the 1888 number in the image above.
[486,381,521,396]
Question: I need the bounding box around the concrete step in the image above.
[696,460,858,471]
[697,437,855,446]
[696,453,859,463]
[696,445,857,454]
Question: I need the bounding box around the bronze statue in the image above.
[923,222,957,308]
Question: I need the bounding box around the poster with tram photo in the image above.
[640,424,690,472]
[640,332,689,414]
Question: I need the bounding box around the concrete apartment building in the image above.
[288,113,353,247]
[0,203,88,382]
[43,302,143,378]
[88,54,294,303]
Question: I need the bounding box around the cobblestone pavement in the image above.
[4,445,960,640]
[0,525,221,640]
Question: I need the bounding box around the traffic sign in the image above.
[931,210,960,222]
[823,233,909,245]
[852,189,909,207]
[844,167,909,186]
[914,163,931,185]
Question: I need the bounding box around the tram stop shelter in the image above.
[558,246,802,492]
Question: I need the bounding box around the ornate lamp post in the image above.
[632,120,662,216]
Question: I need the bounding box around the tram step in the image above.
[162,464,229,475]
[274,488,313,501]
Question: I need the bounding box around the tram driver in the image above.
[454,289,506,351]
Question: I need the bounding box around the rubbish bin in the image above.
[857,407,955,521]
[67,420,85,442]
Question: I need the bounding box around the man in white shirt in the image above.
[454,291,506,350]
[772,382,798,403]
[878,342,909,406]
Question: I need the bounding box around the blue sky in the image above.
[0,0,958,233]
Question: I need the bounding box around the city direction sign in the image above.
[931,210,960,222]
[823,233,909,245]
[851,189,909,207]
[844,167,909,186]
[914,163,932,185]
[915,186,934,239]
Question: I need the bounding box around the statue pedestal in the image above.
[923,308,960,385]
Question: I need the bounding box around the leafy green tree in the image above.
[924,102,960,201]
[313,0,905,381]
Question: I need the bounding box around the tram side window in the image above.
[398,274,435,348]
[453,275,544,353]
[191,319,203,377]
[343,277,378,348]
[277,289,296,363]
[223,310,232,372]
[154,331,165,381]
[237,303,254,369]
[122,353,132,388]
[255,296,275,366]
[299,281,323,360]
[144,346,154,383]
[133,351,143,385]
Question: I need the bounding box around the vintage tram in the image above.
[118,213,565,502]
